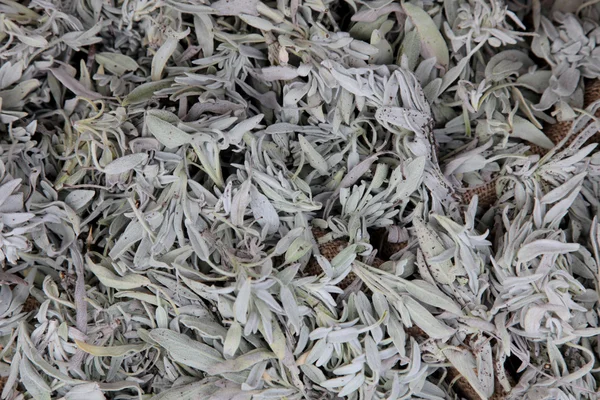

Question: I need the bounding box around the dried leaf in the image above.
[403,2,449,69]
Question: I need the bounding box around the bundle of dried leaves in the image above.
[1,0,600,399]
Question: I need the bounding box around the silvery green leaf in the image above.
[398,29,421,71]
[49,69,102,100]
[280,285,301,332]
[122,79,173,106]
[0,178,21,206]
[364,335,381,376]
[476,340,494,398]
[260,66,302,81]
[0,79,41,106]
[147,381,219,400]
[228,114,264,145]
[403,296,455,339]
[224,322,242,357]
[148,329,224,373]
[235,279,252,324]
[180,315,228,340]
[447,154,488,175]
[254,289,283,313]
[541,172,586,204]
[351,3,403,22]
[439,56,470,95]
[75,340,147,357]
[543,186,581,227]
[256,300,274,344]
[327,327,359,343]
[443,348,487,399]
[298,135,328,175]
[210,349,275,375]
[23,341,82,385]
[193,15,214,58]
[146,113,192,148]
[95,52,139,75]
[274,227,304,255]
[64,383,105,400]
[108,221,144,259]
[2,350,20,399]
[306,338,332,366]
[151,29,190,81]
[403,279,462,315]
[349,16,388,40]
[394,157,426,200]
[239,14,277,31]
[403,2,449,69]
[247,187,279,235]
[337,373,365,397]
[330,244,357,272]
[86,255,150,289]
[511,115,554,149]
[340,153,380,189]
[243,360,268,390]
[103,153,148,175]
[19,357,51,400]
[517,70,552,93]
[555,66,580,97]
[60,21,104,50]
[156,305,169,328]
[300,365,327,385]
[230,180,251,226]
[315,254,334,278]
[212,0,258,15]
[96,381,142,397]
[333,362,363,376]
[285,237,312,264]
[320,374,355,389]
[276,264,300,286]
[423,78,442,102]
[413,212,455,285]
[64,190,95,211]
[186,222,211,262]
[0,60,24,90]
[369,30,393,65]
[375,106,430,134]
[349,40,379,56]
[3,19,47,47]
[0,286,13,317]
[517,240,580,263]
[323,61,374,97]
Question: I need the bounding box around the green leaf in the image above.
[298,135,328,175]
[103,153,148,175]
[19,357,51,400]
[148,329,224,373]
[209,349,276,375]
[285,236,312,264]
[75,340,147,357]
[404,296,456,338]
[86,255,150,290]
[151,29,190,81]
[146,112,192,148]
[403,279,463,315]
[403,2,449,69]
[96,52,139,75]
[122,79,173,106]
[511,115,554,150]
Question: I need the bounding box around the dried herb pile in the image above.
[2,0,600,399]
